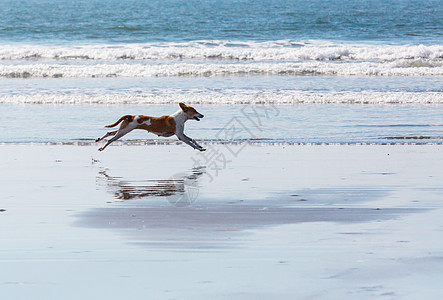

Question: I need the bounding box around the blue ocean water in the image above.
[0,0,441,44]
[0,0,442,144]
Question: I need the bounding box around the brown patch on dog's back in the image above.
[137,116,151,124]
[136,115,176,135]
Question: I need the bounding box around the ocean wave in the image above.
[1,41,442,62]
[1,91,441,104]
[1,60,442,78]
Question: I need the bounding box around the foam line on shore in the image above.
[1,91,442,104]
[1,140,442,146]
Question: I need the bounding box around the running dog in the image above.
[96,103,205,152]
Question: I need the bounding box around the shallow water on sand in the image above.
[1,104,442,145]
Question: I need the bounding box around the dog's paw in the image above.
[98,148,104,152]
[199,148,206,152]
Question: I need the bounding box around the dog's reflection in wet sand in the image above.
[97,167,205,207]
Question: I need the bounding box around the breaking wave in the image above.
[1,41,442,61]
[1,41,442,78]
[1,60,442,78]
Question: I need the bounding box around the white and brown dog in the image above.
[96,103,205,152]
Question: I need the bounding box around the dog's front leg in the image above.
[176,133,206,151]
[190,137,206,151]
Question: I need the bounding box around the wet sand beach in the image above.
[1,144,443,299]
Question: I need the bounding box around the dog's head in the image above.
[179,102,204,121]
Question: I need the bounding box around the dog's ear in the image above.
[179,102,188,111]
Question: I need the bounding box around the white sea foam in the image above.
[1,91,441,104]
[1,41,441,78]
[1,41,442,62]
[1,60,442,78]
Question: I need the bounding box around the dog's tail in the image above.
[105,115,133,128]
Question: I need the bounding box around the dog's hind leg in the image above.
[98,122,136,151]
[95,130,117,142]
[98,129,128,151]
